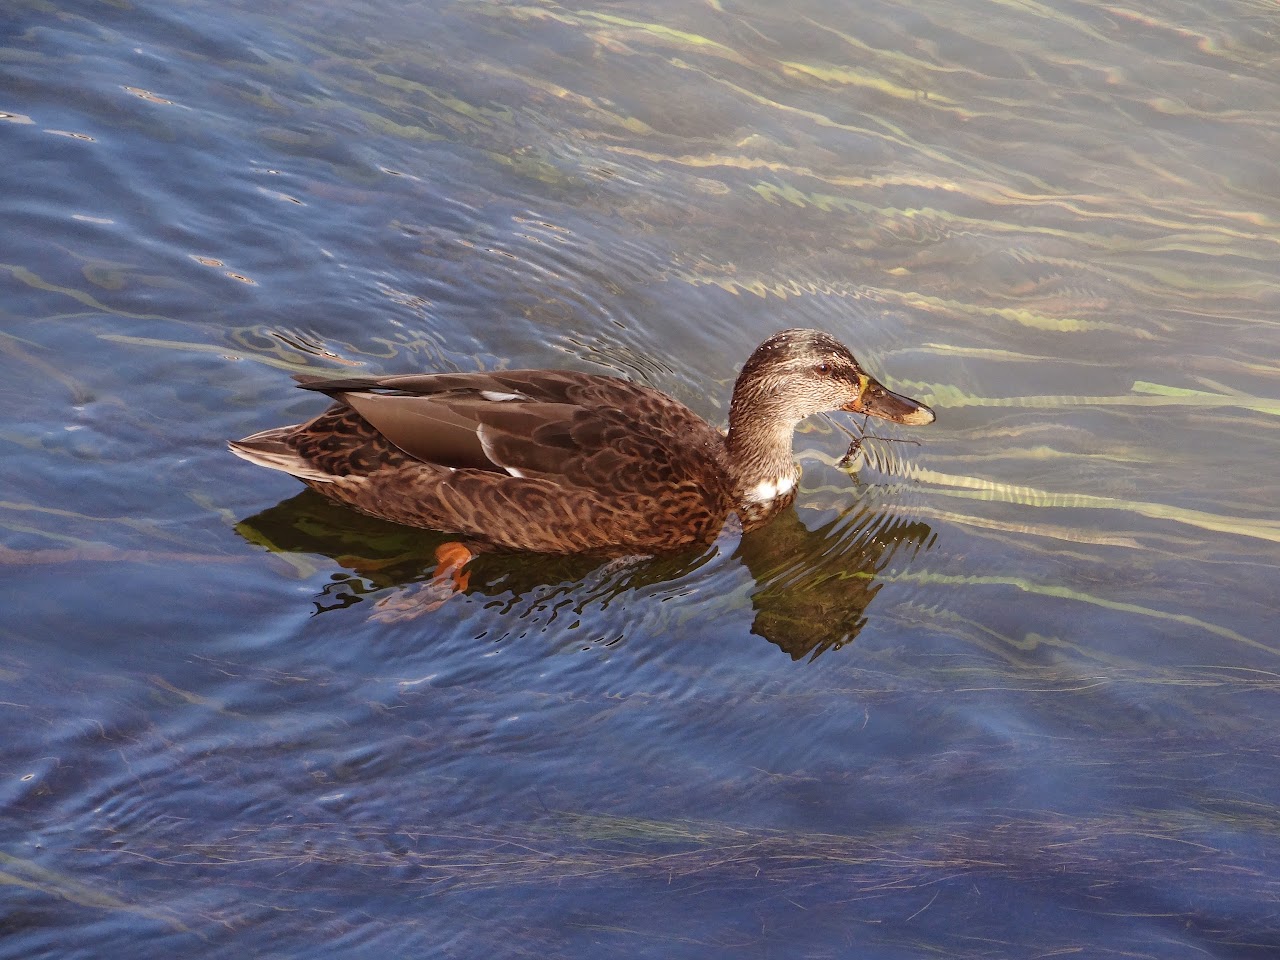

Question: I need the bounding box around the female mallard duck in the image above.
[230,329,934,555]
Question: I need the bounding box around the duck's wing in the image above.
[294,370,718,487]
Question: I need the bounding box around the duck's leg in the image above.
[370,541,475,623]
[432,541,473,592]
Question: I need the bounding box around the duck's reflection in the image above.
[734,505,933,660]
[237,490,933,661]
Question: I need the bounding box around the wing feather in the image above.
[269,367,734,551]
[309,369,722,488]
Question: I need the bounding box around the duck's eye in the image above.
[814,361,832,375]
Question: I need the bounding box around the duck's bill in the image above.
[845,379,936,426]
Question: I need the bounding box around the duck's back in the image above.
[231,369,736,554]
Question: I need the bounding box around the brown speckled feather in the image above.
[230,330,936,555]
[238,370,736,553]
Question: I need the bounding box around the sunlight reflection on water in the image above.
[2,0,1280,956]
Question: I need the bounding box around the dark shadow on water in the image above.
[735,504,934,661]
[236,489,933,662]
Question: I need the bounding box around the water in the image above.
[3,0,1279,956]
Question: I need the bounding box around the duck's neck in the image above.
[723,393,802,517]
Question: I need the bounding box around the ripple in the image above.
[5,0,1280,955]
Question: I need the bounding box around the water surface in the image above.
[3,0,1280,956]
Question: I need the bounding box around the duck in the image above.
[229,328,934,556]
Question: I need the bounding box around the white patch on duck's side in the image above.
[480,390,523,402]
[743,474,796,504]
[476,423,524,477]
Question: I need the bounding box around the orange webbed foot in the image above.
[370,541,474,623]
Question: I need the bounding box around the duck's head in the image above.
[728,328,935,434]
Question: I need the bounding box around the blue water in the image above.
[3,0,1280,956]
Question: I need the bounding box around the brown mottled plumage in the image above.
[229,329,934,554]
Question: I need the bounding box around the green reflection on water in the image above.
[4,0,1280,952]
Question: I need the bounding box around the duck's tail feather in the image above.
[228,427,336,483]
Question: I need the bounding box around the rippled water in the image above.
[3,0,1280,956]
